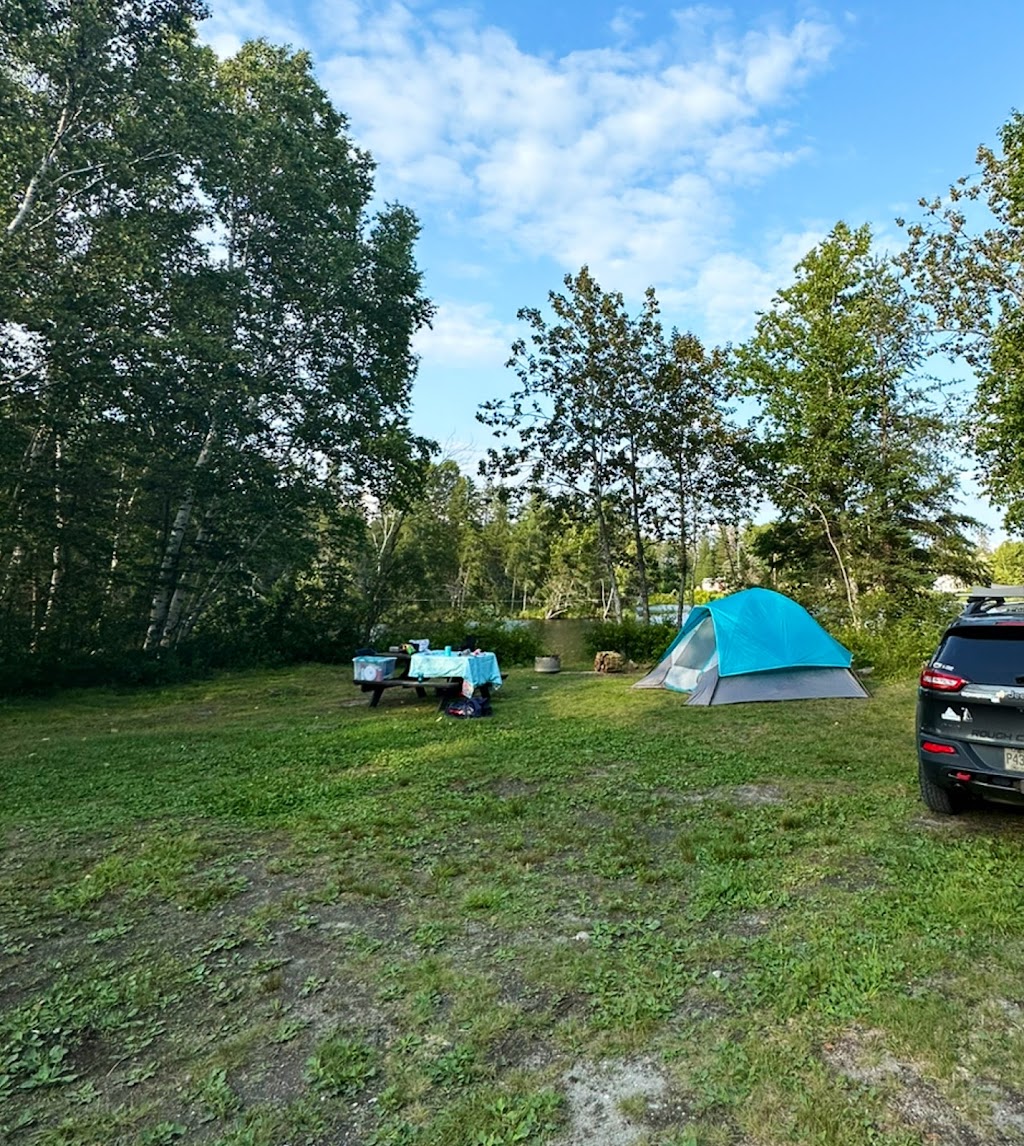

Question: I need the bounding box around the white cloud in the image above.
[201,0,302,57]
[413,301,518,369]
[199,1,840,310]
[300,3,838,289]
[740,20,838,103]
[668,226,827,344]
[610,8,644,41]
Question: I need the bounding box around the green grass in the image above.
[2,664,1024,1143]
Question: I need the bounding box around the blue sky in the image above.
[201,1,1023,539]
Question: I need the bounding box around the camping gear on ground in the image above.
[633,587,867,705]
[444,696,492,718]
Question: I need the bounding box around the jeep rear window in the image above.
[934,629,1024,685]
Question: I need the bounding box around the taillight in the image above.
[919,668,967,692]
[921,741,957,754]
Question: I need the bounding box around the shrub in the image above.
[582,619,678,665]
[834,591,961,680]
[369,620,545,666]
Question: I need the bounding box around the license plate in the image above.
[1006,747,1024,772]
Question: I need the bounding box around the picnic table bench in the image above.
[356,676,469,709]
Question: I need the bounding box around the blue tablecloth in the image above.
[409,651,503,689]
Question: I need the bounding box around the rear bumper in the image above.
[919,746,1024,805]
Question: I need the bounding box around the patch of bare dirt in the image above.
[550,1058,692,1146]
[486,778,542,799]
[659,784,786,807]
[726,910,775,939]
[822,1027,1003,1145]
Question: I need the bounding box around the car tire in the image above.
[919,762,965,815]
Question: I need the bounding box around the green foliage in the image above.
[834,591,961,679]
[470,1092,564,1145]
[691,588,726,605]
[480,268,746,624]
[992,539,1024,584]
[305,1033,378,1097]
[735,221,979,621]
[0,5,432,680]
[901,110,1024,534]
[370,621,544,666]
[582,619,678,663]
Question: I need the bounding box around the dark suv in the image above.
[917,585,1024,814]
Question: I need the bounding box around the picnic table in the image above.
[409,651,502,691]
[355,650,504,709]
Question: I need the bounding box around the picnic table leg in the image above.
[415,685,426,698]
[369,685,384,708]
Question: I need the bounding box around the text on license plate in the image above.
[1006,747,1024,773]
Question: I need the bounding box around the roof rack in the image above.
[963,586,1024,615]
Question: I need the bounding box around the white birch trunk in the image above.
[5,82,73,239]
[143,424,217,651]
[30,434,65,652]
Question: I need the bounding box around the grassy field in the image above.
[3,666,1024,1145]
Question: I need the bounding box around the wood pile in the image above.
[593,650,624,673]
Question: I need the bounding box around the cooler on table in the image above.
[353,655,398,683]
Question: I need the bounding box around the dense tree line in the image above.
[1,1,431,681]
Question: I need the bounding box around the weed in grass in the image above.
[269,1017,308,1044]
[299,975,327,997]
[410,989,443,1025]
[460,885,507,913]
[427,1044,481,1089]
[258,970,284,993]
[85,921,133,944]
[121,1059,158,1087]
[305,1030,378,1097]
[139,1122,188,1144]
[194,1065,242,1122]
[412,921,450,952]
[616,1091,650,1120]
[470,1091,564,1145]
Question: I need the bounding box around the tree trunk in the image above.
[628,449,650,623]
[144,424,217,651]
[161,519,208,648]
[0,427,52,607]
[676,475,688,628]
[101,467,140,628]
[593,497,622,622]
[5,81,73,239]
[30,434,65,654]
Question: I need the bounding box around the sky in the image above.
[199,0,1024,539]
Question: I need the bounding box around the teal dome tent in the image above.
[633,588,867,705]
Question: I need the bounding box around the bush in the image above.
[834,591,961,681]
[368,620,545,666]
[582,618,678,666]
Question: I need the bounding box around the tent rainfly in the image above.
[632,587,868,705]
